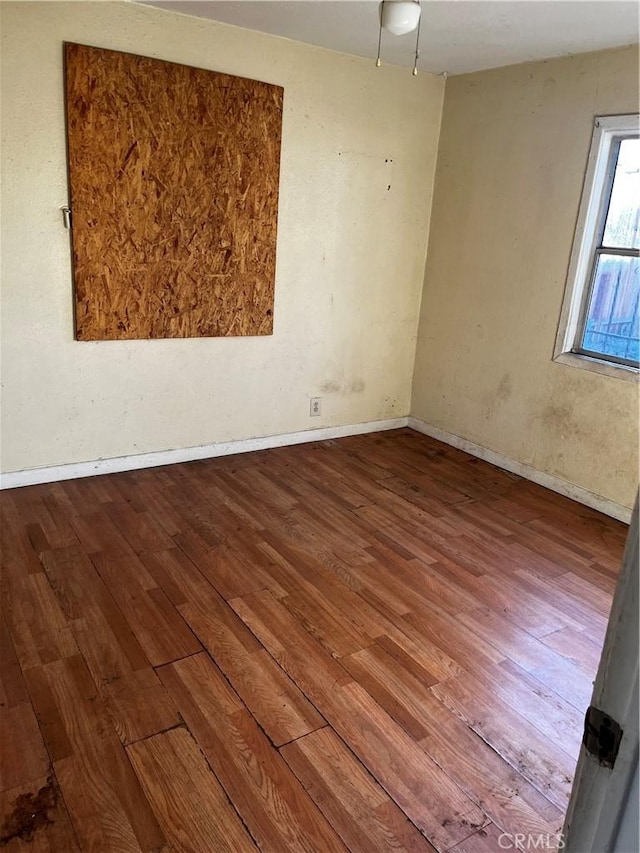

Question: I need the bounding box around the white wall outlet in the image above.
[310,397,321,417]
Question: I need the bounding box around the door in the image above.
[563,498,639,852]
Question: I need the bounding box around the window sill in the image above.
[553,350,639,382]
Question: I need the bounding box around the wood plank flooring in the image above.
[0,428,626,852]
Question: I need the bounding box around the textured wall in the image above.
[411,46,639,509]
[0,1,443,472]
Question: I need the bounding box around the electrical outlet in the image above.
[310,397,321,417]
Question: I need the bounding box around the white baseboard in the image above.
[408,416,632,524]
[0,417,409,490]
[2,414,631,524]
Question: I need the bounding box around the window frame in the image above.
[554,113,639,380]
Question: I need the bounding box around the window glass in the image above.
[581,253,639,363]
[602,138,640,250]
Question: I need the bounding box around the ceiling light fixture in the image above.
[375,0,422,76]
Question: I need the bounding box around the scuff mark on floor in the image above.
[0,774,58,846]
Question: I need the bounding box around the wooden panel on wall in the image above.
[64,43,283,340]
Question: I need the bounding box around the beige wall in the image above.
[412,46,639,510]
[0,2,443,473]
[2,4,637,510]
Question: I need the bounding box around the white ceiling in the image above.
[141,0,639,75]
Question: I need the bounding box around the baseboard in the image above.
[408,416,632,524]
[3,415,630,523]
[0,417,409,490]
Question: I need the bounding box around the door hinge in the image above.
[61,206,72,229]
[583,705,623,768]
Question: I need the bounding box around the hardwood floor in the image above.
[0,428,626,852]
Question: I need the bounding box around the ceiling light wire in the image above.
[376,16,383,67]
[412,7,422,76]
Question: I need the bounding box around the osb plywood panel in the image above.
[64,43,283,340]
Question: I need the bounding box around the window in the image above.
[555,114,639,378]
